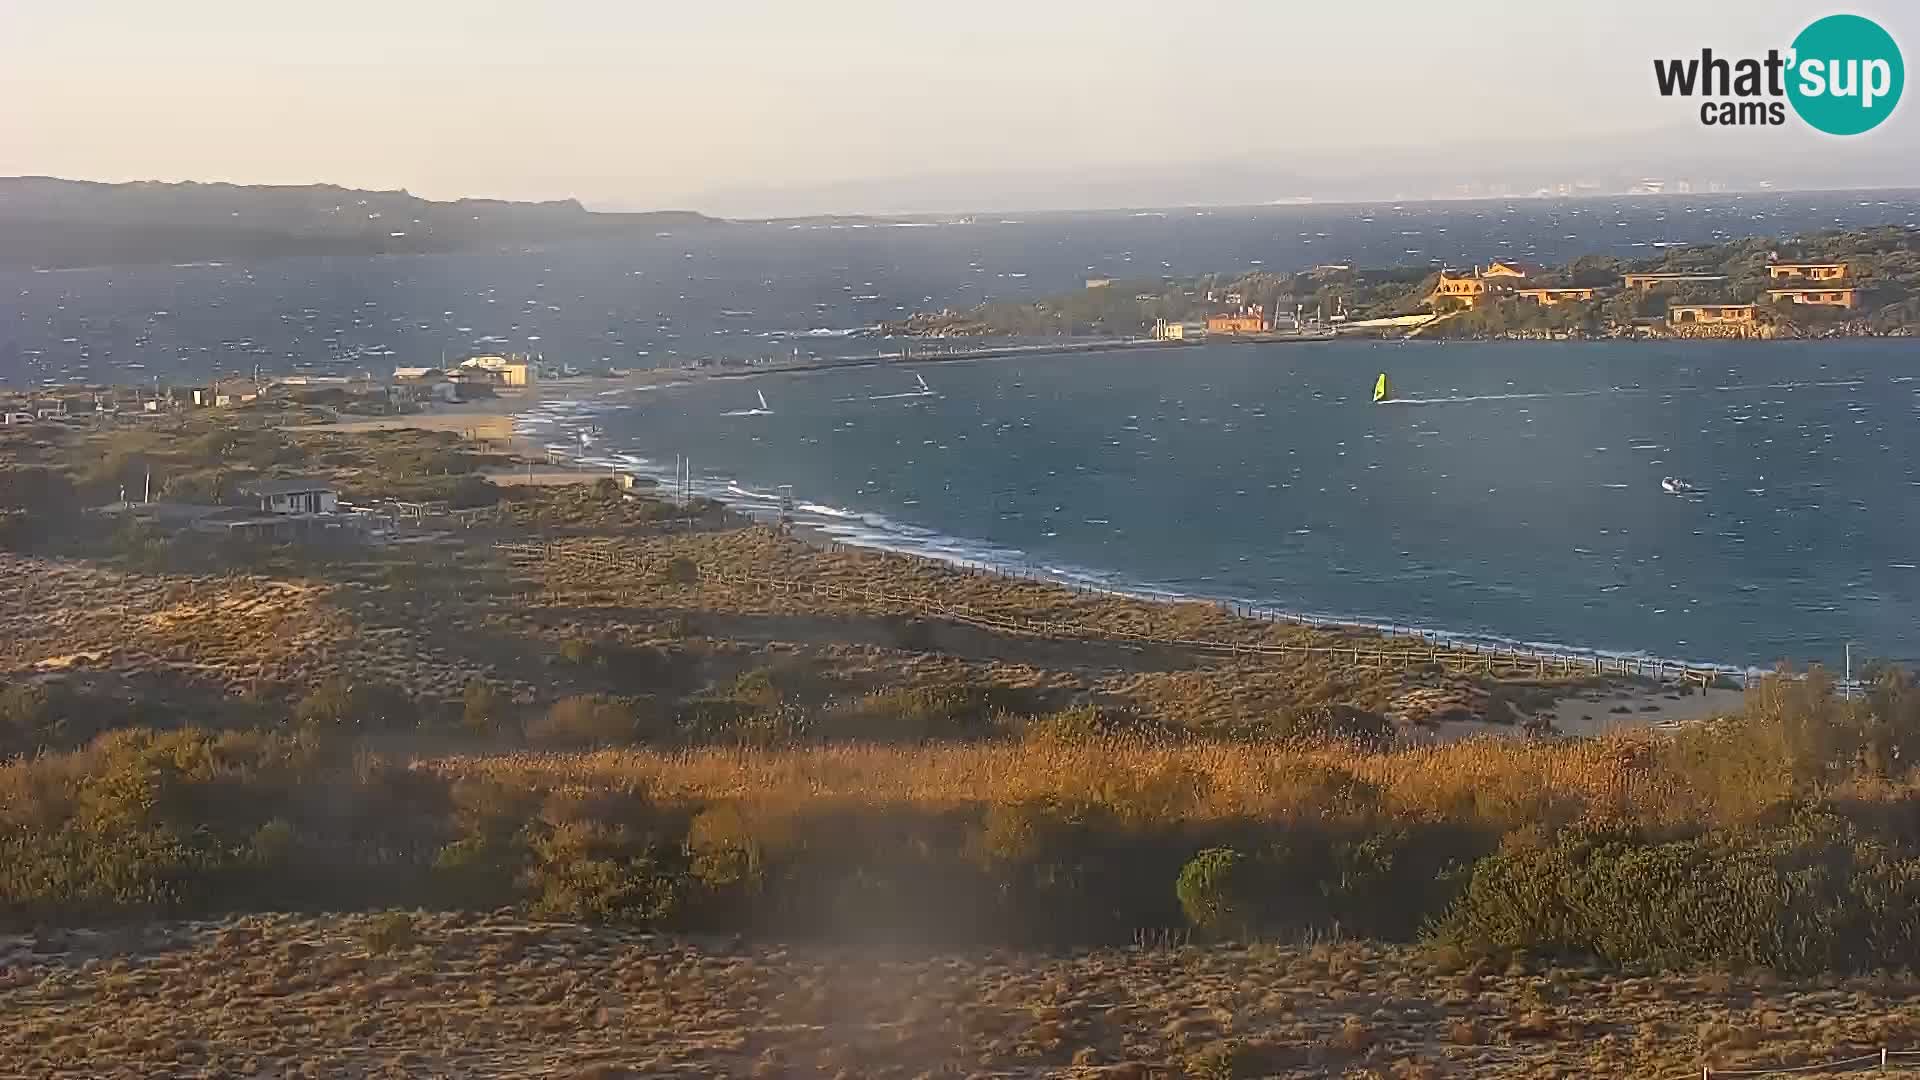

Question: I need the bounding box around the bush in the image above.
[1021,705,1106,746]
[461,679,512,738]
[556,638,602,668]
[526,695,639,747]
[1432,812,1920,973]
[815,685,1001,743]
[362,911,419,955]
[1278,703,1393,748]
[523,791,685,923]
[1178,847,1253,939]
[293,677,416,733]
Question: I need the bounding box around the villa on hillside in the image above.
[1766,286,1857,308]
[1668,302,1779,339]
[1516,287,1596,306]
[1622,272,1728,291]
[1768,261,1848,282]
[1428,271,1496,308]
[1669,304,1755,325]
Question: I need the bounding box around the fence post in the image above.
[1702,1068,1711,1080]
[1883,1047,1889,1070]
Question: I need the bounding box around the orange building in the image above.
[1205,306,1268,334]
[1428,272,1490,308]
[1768,262,1847,282]
[1516,287,1596,306]
[1669,304,1756,325]
[1765,287,1856,308]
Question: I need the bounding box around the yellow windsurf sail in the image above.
[1373,373,1391,403]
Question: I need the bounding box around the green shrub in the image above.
[556,638,602,667]
[1277,703,1394,748]
[1432,812,1920,973]
[293,677,416,732]
[1178,847,1253,939]
[816,685,1000,743]
[249,818,296,864]
[523,792,685,923]
[362,911,419,955]
[461,679,512,737]
[1021,705,1106,746]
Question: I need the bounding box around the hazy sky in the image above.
[4,1,1916,215]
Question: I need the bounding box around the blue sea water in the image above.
[538,339,1920,672]
[5,192,1920,668]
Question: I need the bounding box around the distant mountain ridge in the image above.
[0,177,724,269]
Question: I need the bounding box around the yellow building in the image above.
[1768,262,1847,282]
[1516,287,1596,306]
[1669,304,1756,325]
[1205,312,1268,334]
[1151,319,1206,340]
[1428,272,1490,308]
[459,354,538,387]
[1483,260,1545,280]
[1766,287,1856,308]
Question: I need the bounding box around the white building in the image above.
[244,478,338,515]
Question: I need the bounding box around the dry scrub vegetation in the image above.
[10,914,1920,1079]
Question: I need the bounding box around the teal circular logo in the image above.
[1788,14,1904,135]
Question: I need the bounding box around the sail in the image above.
[1373,373,1391,403]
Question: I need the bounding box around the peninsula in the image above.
[884,225,1920,340]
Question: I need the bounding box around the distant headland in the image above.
[0,177,725,270]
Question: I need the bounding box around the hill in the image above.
[0,177,724,268]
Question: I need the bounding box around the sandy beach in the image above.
[280,369,693,459]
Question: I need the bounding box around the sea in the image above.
[6,191,1920,671]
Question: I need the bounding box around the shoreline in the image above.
[517,404,1785,690]
[276,352,1811,689]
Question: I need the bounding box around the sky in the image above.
[4,1,1917,216]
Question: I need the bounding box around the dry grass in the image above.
[0,552,508,701]
[6,914,1920,1079]
[417,733,1691,828]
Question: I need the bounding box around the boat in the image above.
[724,390,773,417]
[1373,373,1392,403]
[1661,476,1697,494]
